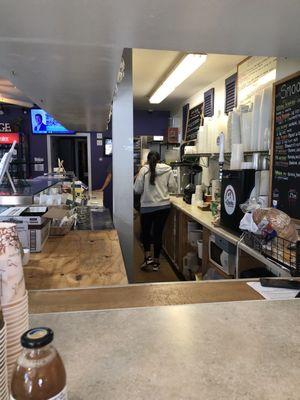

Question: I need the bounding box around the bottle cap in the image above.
[21,327,54,349]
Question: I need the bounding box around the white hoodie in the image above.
[134,163,177,208]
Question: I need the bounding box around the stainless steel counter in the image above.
[30,299,300,399]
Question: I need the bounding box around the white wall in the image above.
[276,57,300,81]
[171,68,237,135]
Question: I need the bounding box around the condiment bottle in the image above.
[11,327,67,399]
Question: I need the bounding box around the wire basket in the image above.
[243,232,300,276]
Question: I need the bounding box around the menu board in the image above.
[271,71,300,221]
[185,103,203,142]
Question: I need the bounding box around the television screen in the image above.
[104,138,112,156]
[30,109,74,134]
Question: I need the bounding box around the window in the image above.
[204,88,215,117]
[224,73,237,114]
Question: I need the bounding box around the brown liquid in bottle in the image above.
[11,328,67,400]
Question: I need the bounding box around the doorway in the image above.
[50,136,88,184]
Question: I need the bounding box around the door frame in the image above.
[47,132,92,193]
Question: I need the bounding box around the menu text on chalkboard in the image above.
[185,103,203,142]
[271,71,300,221]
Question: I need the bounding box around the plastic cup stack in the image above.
[0,223,29,384]
[0,316,9,399]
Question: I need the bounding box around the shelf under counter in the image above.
[168,196,291,278]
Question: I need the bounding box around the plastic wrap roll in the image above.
[251,94,262,151]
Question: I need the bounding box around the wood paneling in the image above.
[29,280,263,314]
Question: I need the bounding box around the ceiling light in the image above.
[149,54,207,104]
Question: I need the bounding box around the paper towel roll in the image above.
[259,170,270,196]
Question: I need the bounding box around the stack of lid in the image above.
[0,312,9,399]
[0,223,28,383]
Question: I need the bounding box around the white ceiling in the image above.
[0,0,300,130]
[0,77,33,107]
[133,50,245,110]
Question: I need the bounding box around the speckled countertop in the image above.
[30,299,300,400]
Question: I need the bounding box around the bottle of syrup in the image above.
[11,327,67,399]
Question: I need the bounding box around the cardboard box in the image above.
[0,206,50,252]
[0,206,48,225]
[28,220,51,252]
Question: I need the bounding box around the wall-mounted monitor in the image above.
[30,109,75,134]
[104,138,112,156]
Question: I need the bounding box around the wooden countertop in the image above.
[24,230,128,290]
[29,280,263,314]
[170,196,239,245]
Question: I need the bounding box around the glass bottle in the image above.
[11,327,67,399]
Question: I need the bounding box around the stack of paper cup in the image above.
[0,316,9,399]
[2,292,29,382]
[0,223,28,383]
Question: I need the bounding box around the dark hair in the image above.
[35,113,43,120]
[148,151,160,185]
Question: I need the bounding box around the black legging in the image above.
[140,208,170,259]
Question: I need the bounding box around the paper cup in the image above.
[0,223,26,305]
[2,291,28,309]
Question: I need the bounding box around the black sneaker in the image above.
[152,262,160,272]
[140,257,154,272]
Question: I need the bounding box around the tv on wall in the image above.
[30,109,74,134]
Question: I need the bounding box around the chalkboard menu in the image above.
[185,103,203,142]
[271,71,300,221]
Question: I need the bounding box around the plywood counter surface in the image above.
[24,230,128,289]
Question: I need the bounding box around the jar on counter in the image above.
[11,327,67,400]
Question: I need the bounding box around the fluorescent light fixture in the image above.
[149,54,207,104]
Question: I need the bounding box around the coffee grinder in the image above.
[183,164,202,204]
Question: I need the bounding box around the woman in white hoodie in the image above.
[134,151,177,271]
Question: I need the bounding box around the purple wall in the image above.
[0,105,48,178]
[0,105,170,196]
[134,110,170,136]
